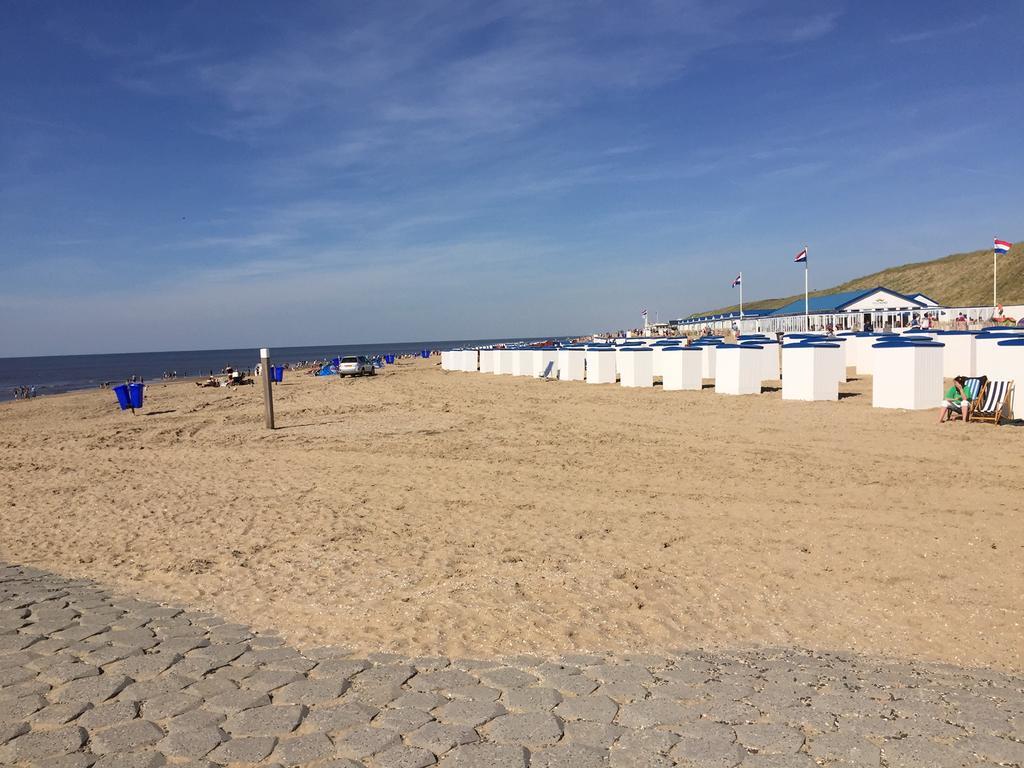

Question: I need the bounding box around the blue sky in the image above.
[2,1,1022,355]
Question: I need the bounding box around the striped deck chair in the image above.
[946,376,986,421]
[972,380,1014,425]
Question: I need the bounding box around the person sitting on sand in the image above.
[938,376,970,423]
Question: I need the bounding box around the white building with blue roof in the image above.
[674,286,951,334]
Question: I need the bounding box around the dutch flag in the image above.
[994,238,1012,254]
[794,247,808,263]
[731,274,742,287]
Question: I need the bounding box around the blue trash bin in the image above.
[113,384,131,411]
[275,366,284,382]
[128,382,144,409]
[420,349,430,359]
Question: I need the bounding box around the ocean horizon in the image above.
[0,336,567,402]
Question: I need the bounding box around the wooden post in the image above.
[260,348,275,430]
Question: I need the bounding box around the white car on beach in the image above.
[338,355,375,377]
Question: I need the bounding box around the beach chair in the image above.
[946,376,986,422]
[971,380,1014,425]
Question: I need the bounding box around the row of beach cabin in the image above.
[440,328,1022,421]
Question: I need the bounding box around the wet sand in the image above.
[1,357,1021,670]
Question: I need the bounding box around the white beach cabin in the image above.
[618,348,654,388]
[557,348,586,381]
[585,348,617,384]
[781,343,840,401]
[512,349,533,376]
[531,349,558,379]
[479,349,495,374]
[871,339,944,410]
[715,344,763,395]
[661,347,703,391]
[494,349,514,375]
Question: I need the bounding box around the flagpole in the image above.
[739,272,744,320]
[804,246,809,332]
[993,247,997,308]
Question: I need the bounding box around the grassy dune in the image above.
[695,242,1023,317]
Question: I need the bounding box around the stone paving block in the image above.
[272,677,348,705]
[207,734,277,764]
[372,706,435,733]
[961,734,1024,765]
[310,658,371,680]
[29,700,92,725]
[615,728,679,754]
[90,719,165,755]
[238,669,304,693]
[104,629,159,650]
[141,691,202,721]
[437,743,527,768]
[502,686,562,712]
[806,732,881,765]
[448,685,501,702]
[734,723,804,755]
[186,643,248,666]
[333,725,401,759]
[584,665,654,685]
[738,754,817,767]
[407,655,450,672]
[0,664,38,686]
[105,652,182,681]
[0,678,51,698]
[163,708,226,733]
[27,753,98,768]
[481,712,563,747]
[669,722,745,768]
[355,665,416,689]
[563,720,625,749]
[91,750,166,768]
[52,673,131,704]
[408,670,478,692]
[79,699,139,730]
[405,721,479,754]
[269,731,335,764]
[222,703,305,735]
[0,633,42,652]
[594,682,649,704]
[555,695,619,724]
[390,691,447,711]
[616,698,692,728]
[0,692,47,721]
[1,723,87,761]
[531,743,609,767]
[156,637,209,656]
[0,720,29,746]
[118,674,192,702]
[542,674,599,698]
[477,667,538,690]
[81,645,143,669]
[307,700,379,732]
[370,744,437,768]
[608,748,674,768]
[432,699,506,727]
[204,688,271,714]
[155,725,225,759]
[185,676,238,698]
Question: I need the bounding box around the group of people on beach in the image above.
[10,386,37,400]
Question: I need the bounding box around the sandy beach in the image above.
[1,358,1021,671]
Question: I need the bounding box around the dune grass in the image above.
[694,242,1023,317]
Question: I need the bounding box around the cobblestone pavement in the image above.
[1,564,1023,768]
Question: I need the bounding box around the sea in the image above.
[0,337,563,402]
